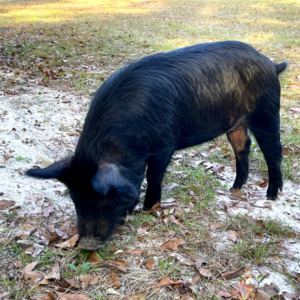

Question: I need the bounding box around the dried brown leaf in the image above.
[162,230,175,244]
[63,278,81,289]
[227,230,240,243]
[60,221,72,232]
[181,295,193,300]
[126,249,146,254]
[255,290,271,300]
[54,292,89,300]
[37,278,50,285]
[161,238,185,251]
[47,224,55,233]
[137,236,146,243]
[221,266,245,279]
[290,107,300,112]
[107,260,127,273]
[170,215,186,229]
[23,261,38,276]
[152,276,181,288]
[45,261,60,280]
[109,269,121,289]
[89,276,99,285]
[217,290,232,298]
[234,201,253,212]
[43,205,54,217]
[210,223,224,232]
[24,271,43,282]
[53,234,79,248]
[199,267,212,278]
[88,252,104,262]
[32,293,55,300]
[145,258,154,270]
[0,200,15,210]
[79,274,90,288]
[258,178,269,188]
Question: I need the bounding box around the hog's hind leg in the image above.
[227,125,251,192]
[249,112,282,200]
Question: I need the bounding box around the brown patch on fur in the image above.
[227,126,249,154]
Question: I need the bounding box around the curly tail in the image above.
[276,61,288,75]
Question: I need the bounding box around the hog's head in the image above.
[26,161,141,250]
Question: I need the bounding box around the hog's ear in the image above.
[25,160,70,181]
[91,165,139,198]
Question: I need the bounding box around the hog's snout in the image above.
[78,237,104,251]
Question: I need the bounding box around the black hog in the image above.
[26,41,287,250]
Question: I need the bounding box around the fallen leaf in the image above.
[109,269,121,289]
[246,217,266,229]
[210,223,224,232]
[126,249,146,254]
[161,239,185,251]
[145,258,154,270]
[22,224,35,230]
[47,225,55,233]
[221,266,245,279]
[45,261,60,280]
[53,234,79,248]
[32,293,55,300]
[217,290,232,298]
[162,231,176,244]
[60,221,72,232]
[107,260,127,273]
[255,290,271,300]
[54,292,89,300]
[0,200,15,210]
[258,178,269,188]
[192,276,200,284]
[24,271,43,282]
[259,283,280,297]
[20,231,31,240]
[230,190,247,200]
[234,202,253,212]
[55,228,64,237]
[89,276,99,285]
[152,276,181,288]
[79,274,90,288]
[88,252,104,262]
[238,280,253,298]
[170,215,186,229]
[227,230,240,243]
[290,107,300,112]
[282,291,300,299]
[37,278,50,285]
[25,245,34,255]
[137,236,146,243]
[23,261,38,276]
[181,295,193,300]
[131,294,147,300]
[199,267,212,278]
[43,205,54,217]
[63,278,81,289]
[195,255,208,268]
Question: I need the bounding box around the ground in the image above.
[0,0,300,299]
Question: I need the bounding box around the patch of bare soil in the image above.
[0,81,89,216]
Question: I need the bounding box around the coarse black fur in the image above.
[26,41,287,250]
